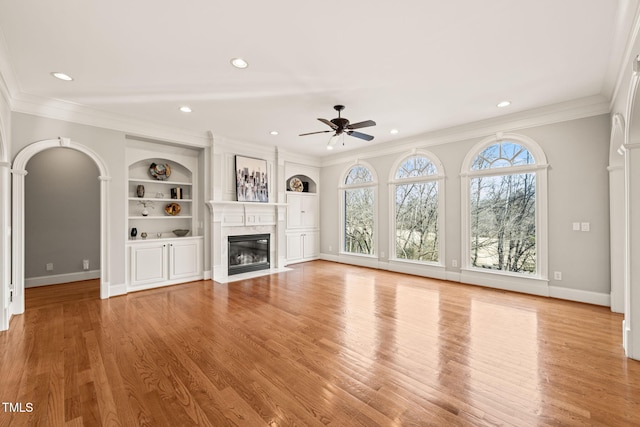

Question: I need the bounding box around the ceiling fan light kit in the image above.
[300,105,376,148]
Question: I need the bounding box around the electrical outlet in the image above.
[581,222,590,232]
[452,259,458,267]
[329,245,332,252]
[46,263,53,272]
[572,222,581,231]
[554,271,562,281]
[83,259,90,271]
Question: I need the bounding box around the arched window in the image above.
[462,134,548,279]
[341,163,377,255]
[390,152,444,264]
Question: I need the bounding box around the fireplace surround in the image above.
[228,234,270,275]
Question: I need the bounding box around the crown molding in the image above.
[609,0,640,107]
[321,95,611,167]
[10,92,210,148]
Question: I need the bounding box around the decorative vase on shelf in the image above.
[130,227,137,239]
[142,208,149,216]
[141,232,147,239]
[136,185,145,198]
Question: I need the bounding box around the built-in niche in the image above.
[286,174,317,193]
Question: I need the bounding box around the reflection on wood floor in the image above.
[1,260,639,426]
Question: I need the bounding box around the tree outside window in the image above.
[393,155,441,263]
[469,141,536,273]
[343,165,375,255]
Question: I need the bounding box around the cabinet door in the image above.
[301,195,318,228]
[286,194,303,228]
[287,233,303,261]
[303,231,319,259]
[170,239,202,279]
[131,243,168,286]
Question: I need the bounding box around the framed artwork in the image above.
[235,155,269,202]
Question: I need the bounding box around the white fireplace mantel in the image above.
[208,200,289,283]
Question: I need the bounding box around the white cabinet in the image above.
[286,231,319,263]
[129,237,203,290]
[169,238,202,279]
[285,171,320,265]
[286,192,319,263]
[286,193,318,229]
[126,150,204,292]
[130,241,168,286]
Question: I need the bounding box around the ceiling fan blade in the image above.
[299,130,332,136]
[348,120,376,130]
[348,130,374,141]
[318,118,338,130]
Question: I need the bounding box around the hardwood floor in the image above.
[1,261,639,426]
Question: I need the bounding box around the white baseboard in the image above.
[109,283,127,297]
[203,270,212,280]
[549,286,611,307]
[382,260,448,281]
[445,271,462,282]
[319,254,611,307]
[25,270,100,288]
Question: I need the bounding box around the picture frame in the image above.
[235,155,269,202]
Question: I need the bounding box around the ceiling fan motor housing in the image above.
[331,117,350,134]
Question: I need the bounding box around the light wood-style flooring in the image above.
[1,260,639,426]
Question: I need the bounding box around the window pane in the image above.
[395,156,437,179]
[345,165,373,185]
[345,188,374,255]
[472,142,535,170]
[395,182,439,262]
[470,173,536,273]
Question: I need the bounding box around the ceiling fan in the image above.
[299,105,376,149]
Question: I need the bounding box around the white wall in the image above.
[320,114,611,302]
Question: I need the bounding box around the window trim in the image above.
[460,133,549,283]
[388,149,445,266]
[339,161,378,257]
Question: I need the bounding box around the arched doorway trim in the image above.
[608,113,626,314]
[11,137,111,316]
[0,114,8,331]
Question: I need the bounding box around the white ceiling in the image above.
[0,0,635,157]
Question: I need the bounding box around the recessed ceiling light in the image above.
[326,145,334,150]
[179,106,192,113]
[390,129,399,135]
[270,131,279,135]
[51,72,73,81]
[497,101,511,108]
[231,58,248,69]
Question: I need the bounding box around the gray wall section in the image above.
[25,148,100,278]
[320,114,611,295]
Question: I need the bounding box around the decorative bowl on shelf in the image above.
[172,229,189,237]
[149,163,171,180]
[165,202,181,216]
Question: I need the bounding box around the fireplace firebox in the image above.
[228,234,270,275]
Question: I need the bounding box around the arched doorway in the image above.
[11,137,111,317]
[622,59,640,360]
